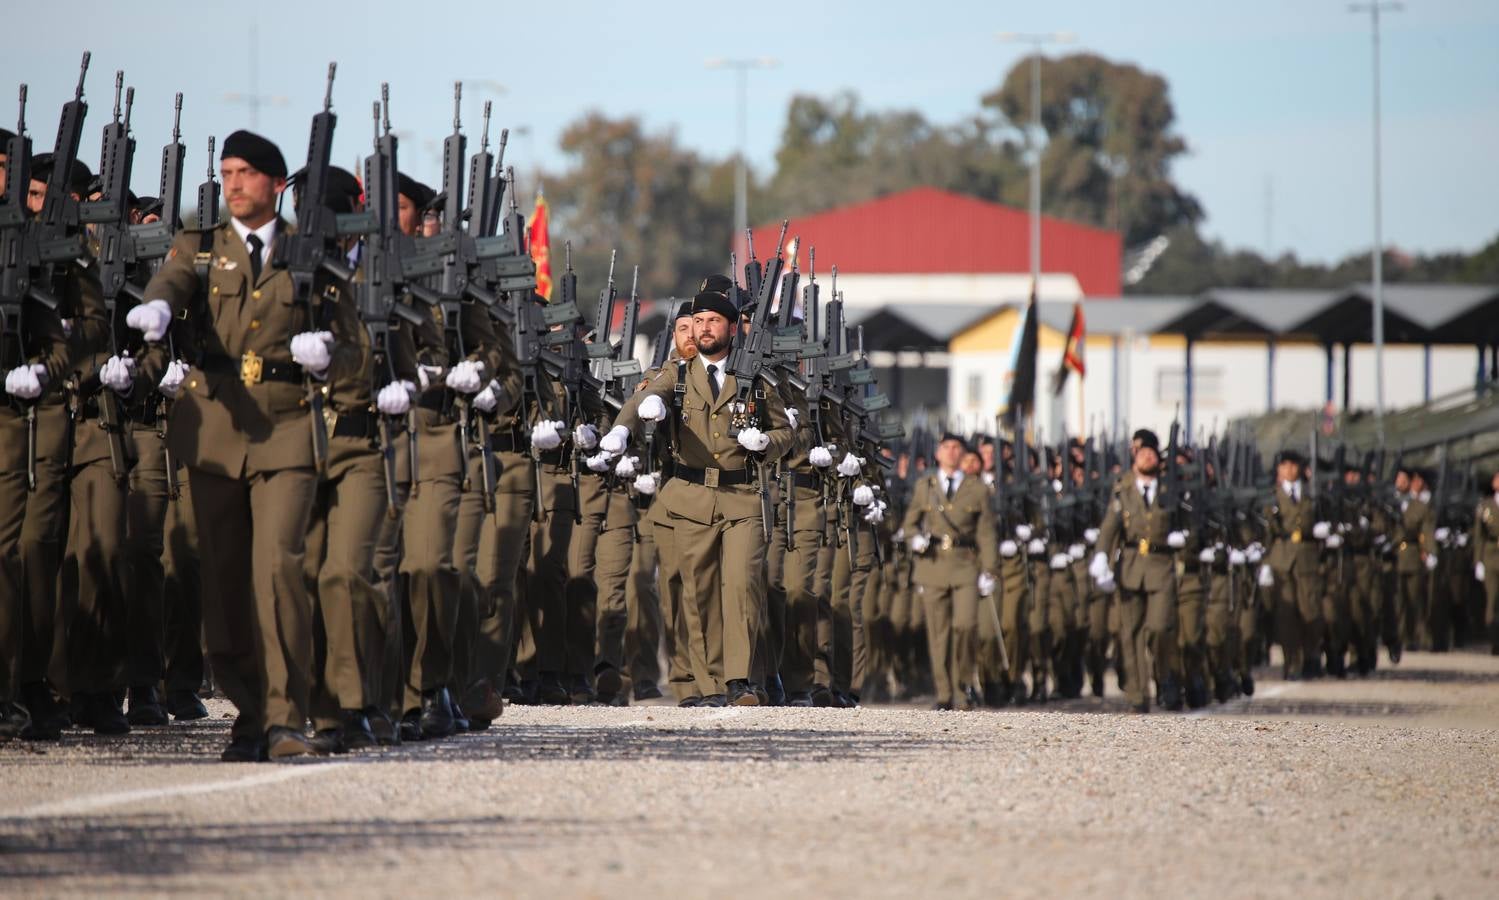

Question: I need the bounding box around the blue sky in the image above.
[8,0,1496,263]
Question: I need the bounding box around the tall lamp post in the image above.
[705,57,779,266]
[1350,2,1401,442]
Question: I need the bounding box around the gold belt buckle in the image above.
[240,350,263,387]
[703,467,720,488]
[940,534,954,551]
[1138,538,1150,555]
[1291,529,1302,544]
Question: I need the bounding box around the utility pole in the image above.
[997,32,1075,295]
[705,58,778,266]
[1350,2,1402,442]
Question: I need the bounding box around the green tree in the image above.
[540,112,736,307]
[981,52,1202,247]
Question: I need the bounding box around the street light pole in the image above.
[996,32,1075,296]
[705,58,778,267]
[1350,2,1401,442]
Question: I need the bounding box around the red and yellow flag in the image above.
[527,191,553,301]
[1051,301,1086,395]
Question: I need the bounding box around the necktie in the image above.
[1144,485,1153,508]
[246,233,263,283]
[706,364,719,401]
[945,477,955,500]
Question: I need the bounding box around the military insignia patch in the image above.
[213,256,237,271]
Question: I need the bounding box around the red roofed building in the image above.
[748,186,1122,300]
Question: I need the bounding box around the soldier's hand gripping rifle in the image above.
[271,62,364,476]
[77,71,137,486]
[724,222,789,542]
[362,85,430,517]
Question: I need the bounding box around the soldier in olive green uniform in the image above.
[1091,430,1181,713]
[899,432,1000,710]
[1472,471,1499,655]
[1261,451,1325,680]
[1390,469,1437,657]
[601,289,795,705]
[132,131,330,760]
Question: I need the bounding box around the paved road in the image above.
[3,649,1497,898]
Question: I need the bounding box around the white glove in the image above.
[1083,527,1100,546]
[977,573,996,597]
[471,379,500,413]
[836,453,864,477]
[1257,564,1274,588]
[290,330,334,375]
[1424,553,1438,572]
[574,423,599,450]
[4,364,46,400]
[1228,548,1247,567]
[1325,533,1343,549]
[909,533,930,554]
[893,528,906,543]
[599,424,630,454]
[1358,515,1370,529]
[633,473,658,495]
[417,364,443,391]
[1246,545,1263,564]
[786,407,799,429]
[377,380,414,415]
[1000,540,1019,558]
[1167,530,1187,549]
[1434,526,1451,543]
[863,501,885,524]
[852,485,874,506]
[809,446,834,467]
[1457,533,1468,548]
[1049,553,1070,571]
[100,355,135,395]
[1088,552,1109,582]
[614,455,639,478]
[531,421,563,451]
[1312,521,1331,540]
[445,359,484,393]
[1015,524,1033,542]
[1096,575,1116,593]
[586,451,613,473]
[125,299,172,341]
[1198,547,1216,564]
[639,394,668,422]
[738,427,770,453]
[1067,543,1085,562]
[1476,562,1485,583]
[158,360,190,398]
[1026,538,1046,557]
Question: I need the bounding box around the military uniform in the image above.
[142,217,326,751]
[1472,492,1499,653]
[1390,491,1435,654]
[1095,474,1180,711]
[899,468,999,708]
[1264,482,1323,677]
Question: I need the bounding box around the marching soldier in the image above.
[1473,470,1499,655]
[1260,450,1325,680]
[1090,429,1181,713]
[600,288,795,705]
[129,130,331,760]
[899,432,999,711]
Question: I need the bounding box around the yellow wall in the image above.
[949,307,1067,353]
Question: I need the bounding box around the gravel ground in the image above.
[2,649,1497,899]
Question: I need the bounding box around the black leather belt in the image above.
[536,449,567,467]
[199,353,304,385]
[934,536,977,551]
[785,471,821,490]
[674,465,753,487]
[417,394,448,414]
[331,409,378,439]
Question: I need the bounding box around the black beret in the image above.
[975,434,995,448]
[0,127,15,145]
[29,153,93,194]
[699,273,734,295]
[396,173,435,210]
[1135,429,1160,453]
[133,195,162,217]
[939,431,967,447]
[691,290,739,323]
[1275,449,1306,467]
[220,129,287,179]
[673,301,695,321]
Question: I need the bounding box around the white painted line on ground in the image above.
[17,762,352,818]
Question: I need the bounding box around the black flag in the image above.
[1007,278,1039,417]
